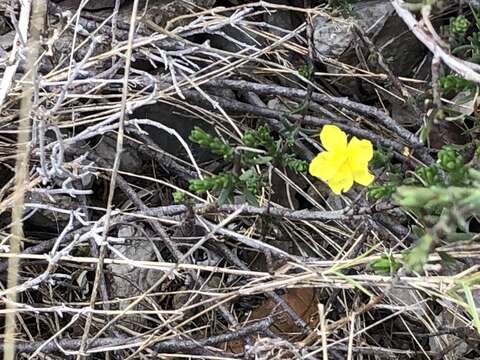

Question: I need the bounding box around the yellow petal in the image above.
[327,163,353,194]
[320,125,347,152]
[347,136,373,165]
[353,168,375,186]
[309,152,334,181]
[346,136,374,187]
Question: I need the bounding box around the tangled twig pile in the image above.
[0,0,479,359]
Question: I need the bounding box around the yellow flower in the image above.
[309,125,374,194]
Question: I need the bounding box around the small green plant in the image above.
[370,146,469,204]
[438,146,468,185]
[189,173,234,194]
[461,281,480,334]
[394,162,480,271]
[298,64,314,80]
[439,13,479,108]
[368,182,398,200]
[369,251,401,275]
[445,14,473,56]
[185,125,307,204]
[189,127,234,159]
[414,165,440,187]
[367,149,402,200]
[367,143,477,272]
[172,190,186,203]
[404,146,468,188]
[450,15,471,36]
[401,233,434,272]
[440,74,476,93]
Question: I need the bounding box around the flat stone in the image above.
[313,0,393,58]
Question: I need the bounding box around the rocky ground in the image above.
[0,0,479,359]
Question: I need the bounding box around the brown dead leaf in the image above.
[227,288,317,353]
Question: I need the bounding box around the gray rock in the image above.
[93,134,143,173]
[370,14,427,76]
[0,15,10,35]
[54,0,126,11]
[314,0,427,102]
[208,25,263,53]
[108,225,161,328]
[0,31,15,51]
[24,191,80,233]
[429,300,470,358]
[313,0,393,58]
[132,102,218,163]
[147,0,217,28]
[466,0,480,7]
